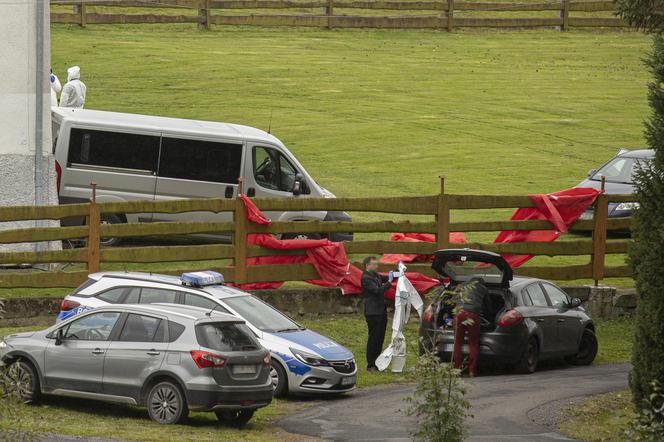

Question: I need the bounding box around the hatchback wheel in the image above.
[270,361,288,397]
[568,328,598,366]
[516,337,539,374]
[5,360,40,404]
[147,381,187,424]
[215,409,255,427]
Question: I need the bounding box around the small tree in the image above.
[405,284,473,442]
[616,0,664,410]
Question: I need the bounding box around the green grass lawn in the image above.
[0,314,635,440]
[45,24,651,288]
[558,390,634,442]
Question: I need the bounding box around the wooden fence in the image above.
[0,178,632,289]
[50,0,625,31]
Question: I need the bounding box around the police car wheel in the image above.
[270,361,288,397]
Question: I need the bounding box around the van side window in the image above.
[159,138,242,184]
[68,128,159,172]
[253,146,298,192]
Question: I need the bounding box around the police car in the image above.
[56,271,357,396]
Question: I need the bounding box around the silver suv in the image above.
[0,304,273,425]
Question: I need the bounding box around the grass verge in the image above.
[558,390,634,442]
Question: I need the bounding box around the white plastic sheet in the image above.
[375,262,424,372]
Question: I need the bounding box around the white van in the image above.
[51,108,352,245]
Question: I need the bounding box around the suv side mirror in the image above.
[55,328,64,346]
[568,298,583,308]
[588,169,596,178]
[292,173,303,196]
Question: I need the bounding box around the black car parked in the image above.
[419,249,598,373]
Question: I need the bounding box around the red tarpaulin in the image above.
[380,232,467,264]
[494,187,601,267]
[234,196,440,298]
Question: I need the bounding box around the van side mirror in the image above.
[55,328,64,346]
[292,173,303,196]
[588,169,596,178]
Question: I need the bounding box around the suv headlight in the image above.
[290,348,329,367]
[614,202,640,212]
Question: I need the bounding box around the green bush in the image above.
[626,380,664,441]
[628,32,664,409]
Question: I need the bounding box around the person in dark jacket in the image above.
[453,277,490,377]
[361,256,394,371]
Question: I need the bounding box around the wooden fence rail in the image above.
[50,0,626,30]
[0,177,634,289]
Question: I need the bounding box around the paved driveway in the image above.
[279,363,630,441]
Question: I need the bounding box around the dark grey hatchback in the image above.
[419,249,598,373]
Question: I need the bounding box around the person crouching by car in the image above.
[453,277,489,377]
[361,256,394,372]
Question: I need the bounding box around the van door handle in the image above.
[247,187,255,197]
[535,318,545,323]
[557,318,566,323]
[224,186,234,198]
[147,350,161,356]
[91,348,104,355]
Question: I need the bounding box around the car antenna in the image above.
[267,110,273,134]
[206,303,222,317]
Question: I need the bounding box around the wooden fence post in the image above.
[560,0,569,31]
[325,0,334,29]
[87,182,101,273]
[234,177,248,284]
[591,176,608,285]
[436,176,450,250]
[198,0,211,30]
[446,0,454,32]
[79,1,87,28]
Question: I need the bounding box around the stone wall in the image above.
[0,285,635,328]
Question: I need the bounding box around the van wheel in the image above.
[281,233,321,241]
[270,361,288,397]
[567,328,598,366]
[147,381,187,424]
[215,409,255,427]
[100,214,123,247]
[6,360,40,404]
[515,337,539,374]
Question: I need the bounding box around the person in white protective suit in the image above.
[375,262,423,373]
[59,66,86,108]
[50,69,61,107]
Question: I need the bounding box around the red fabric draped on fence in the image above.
[234,195,440,298]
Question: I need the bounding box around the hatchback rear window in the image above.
[68,278,97,297]
[196,323,259,352]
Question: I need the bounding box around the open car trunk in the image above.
[430,249,514,332]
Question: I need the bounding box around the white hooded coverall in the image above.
[50,73,61,107]
[59,66,86,108]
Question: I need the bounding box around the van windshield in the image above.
[223,295,302,333]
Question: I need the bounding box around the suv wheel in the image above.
[6,360,40,404]
[567,328,598,366]
[270,361,288,397]
[215,409,255,427]
[147,381,187,424]
[515,337,539,374]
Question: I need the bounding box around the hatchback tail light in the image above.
[59,299,80,312]
[498,309,524,327]
[190,350,226,368]
[55,160,62,194]
[263,351,271,365]
[422,305,435,323]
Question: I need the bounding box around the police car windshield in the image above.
[223,295,302,333]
